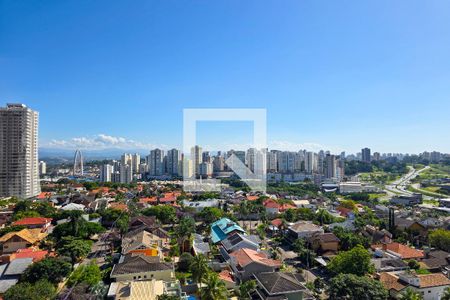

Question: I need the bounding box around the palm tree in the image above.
[398,288,423,300]
[238,280,256,300]
[442,287,450,300]
[200,271,228,300]
[316,209,328,226]
[239,201,249,230]
[190,254,209,283]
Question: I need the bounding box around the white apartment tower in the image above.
[131,153,140,174]
[100,164,113,182]
[38,161,47,175]
[120,153,133,183]
[0,104,40,198]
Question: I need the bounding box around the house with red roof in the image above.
[229,248,282,282]
[372,242,424,260]
[1,248,51,263]
[159,193,178,204]
[246,195,259,201]
[139,197,158,207]
[36,192,52,200]
[12,217,52,232]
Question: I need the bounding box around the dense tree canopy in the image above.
[4,280,56,300]
[21,257,72,284]
[327,274,388,300]
[142,205,176,224]
[67,263,102,287]
[429,229,450,252]
[327,245,374,276]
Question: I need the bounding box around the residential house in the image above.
[310,233,340,254]
[110,254,174,282]
[210,218,245,244]
[0,257,34,293]
[371,258,409,272]
[287,221,324,241]
[251,272,314,300]
[221,233,261,253]
[362,225,393,244]
[379,271,450,300]
[12,217,52,232]
[228,248,281,282]
[192,234,210,256]
[372,242,424,260]
[122,230,164,257]
[420,250,450,273]
[0,229,47,254]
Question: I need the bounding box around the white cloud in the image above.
[41,134,169,150]
[41,134,343,154]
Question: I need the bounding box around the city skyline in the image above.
[2,1,450,153]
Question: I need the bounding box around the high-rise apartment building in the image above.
[131,153,140,174]
[325,154,336,179]
[362,147,371,163]
[100,164,113,182]
[0,104,40,198]
[38,161,46,175]
[191,145,203,177]
[166,148,182,176]
[305,151,318,174]
[148,148,165,176]
[120,153,133,183]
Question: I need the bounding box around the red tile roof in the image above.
[139,197,157,204]
[13,217,52,226]
[229,248,281,268]
[279,203,296,212]
[218,269,235,283]
[13,248,49,262]
[372,242,424,259]
[36,192,52,199]
[246,195,259,201]
[271,218,283,228]
[264,199,280,209]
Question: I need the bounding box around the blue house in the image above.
[210,218,245,244]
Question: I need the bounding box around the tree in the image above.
[340,200,356,210]
[292,238,315,267]
[200,271,228,300]
[4,279,56,300]
[142,205,176,224]
[198,207,223,225]
[398,288,423,300]
[408,260,420,270]
[190,254,209,283]
[327,245,374,276]
[239,280,256,299]
[57,237,92,266]
[67,263,102,287]
[21,257,72,284]
[52,215,104,240]
[442,287,450,300]
[327,274,388,300]
[332,226,370,251]
[429,229,450,252]
[178,252,194,272]
[176,216,195,252]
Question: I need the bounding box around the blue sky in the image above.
[1,0,450,154]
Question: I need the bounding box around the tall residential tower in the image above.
[0,104,40,198]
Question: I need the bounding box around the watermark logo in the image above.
[183,108,267,192]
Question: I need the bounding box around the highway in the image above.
[384,165,430,198]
